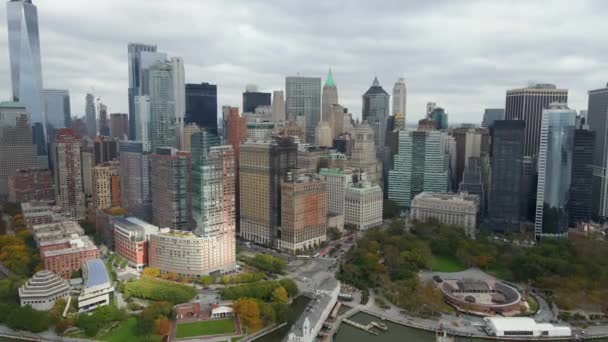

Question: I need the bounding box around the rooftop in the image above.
[83,259,111,289]
[485,317,571,334]
[42,236,98,257]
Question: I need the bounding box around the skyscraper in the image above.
[505,83,568,157]
[119,141,151,222]
[362,77,390,162]
[147,62,177,152]
[243,86,271,113]
[348,122,381,186]
[239,137,297,246]
[171,57,185,150]
[7,0,46,155]
[94,136,119,165]
[428,107,448,130]
[388,129,449,207]
[150,148,192,230]
[185,83,218,131]
[226,108,247,231]
[285,76,321,144]
[392,77,407,124]
[52,129,85,220]
[487,120,525,233]
[85,93,96,137]
[534,104,575,239]
[91,160,120,211]
[128,43,167,139]
[587,84,608,219]
[450,127,490,190]
[321,69,338,122]
[0,101,37,197]
[271,90,286,122]
[481,108,504,128]
[569,127,594,226]
[109,113,128,140]
[98,101,109,136]
[43,89,71,133]
[190,129,221,231]
[134,95,151,151]
[319,168,353,215]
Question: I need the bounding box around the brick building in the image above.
[8,169,54,203]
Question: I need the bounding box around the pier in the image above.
[342,318,388,335]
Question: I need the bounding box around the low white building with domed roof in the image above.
[19,270,70,311]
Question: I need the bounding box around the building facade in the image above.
[569,128,594,225]
[321,70,338,122]
[505,83,568,157]
[52,129,85,220]
[182,123,201,152]
[8,168,54,203]
[41,235,100,279]
[587,84,608,219]
[534,104,576,239]
[348,122,381,185]
[410,192,479,238]
[78,259,114,313]
[239,138,297,246]
[481,108,504,128]
[344,180,383,231]
[94,136,119,165]
[362,77,390,163]
[285,76,321,144]
[148,62,177,152]
[150,148,192,230]
[0,101,38,197]
[91,161,120,211]
[119,141,151,222]
[388,129,449,208]
[19,270,70,311]
[185,83,217,131]
[43,89,71,132]
[109,113,128,140]
[113,217,159,270]
[243,88,271,113]
[85,93,96,138]
[319,168,353,215]
[271,90,286,122]
[392,77,407,123]
[279,174,327,253]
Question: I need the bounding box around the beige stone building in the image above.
[92,160,120,211]
[348,123,381,185]
[410,192,479,237]
[344,179,383,231]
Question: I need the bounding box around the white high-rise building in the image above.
[392,77,407,120]
[344,179,383,231]
[134,95,151,152]
[271,90,286,122]
[147,62,176,152]
[319,168,353,215]
[348,122,381,185]
[171,57,185,150]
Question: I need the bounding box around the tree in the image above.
[327,227,342,240]
[233,298,262,332]
[272,286,289,304]
[153,317,171,336]
[383,199,400,219]
[199,275,215,286]
[344,223,358,234]
[142,267,161,278]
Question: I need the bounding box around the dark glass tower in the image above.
[185,83,218,131]
[587,84,608,220]
[568,128,595,225]
[242,91,271,113]
[487,120,525,232]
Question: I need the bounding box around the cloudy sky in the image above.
[1,0,606,124]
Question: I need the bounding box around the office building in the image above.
[41,235,100,279]
[487,120,525,232]
[505,83,568,157]
[410,192,479,238]
[392,77,407,123]
[109,113,128,140]
[171,57,185,150]
[134,95,151,151]
[182,123,201,151]
[19,270,70,311]
[279,173,327,253]
[315,121,332,147]
[81,150,94,196]
[119,141,151,222]
[226,108,247,230]
[97,102,109,136]
[429,107,448,130]
[321,69,338,122]
[52,129,85,220]
[286,76,321,143]
[0,101,38,197]
[569,128,594,225]
[128,43,167,139]
[243,86,271,113]
[319,168,353,215]
[344,178,383,231]
[329,104,345,141]
[77,259,114,313]
[450,127,490,189]
[271,90,286,122]
[43,89,71,132]
[148,62,177,152]
[94,136,119,165]
[362,77,390,162]
[190,130,221,231]
[482,108,504,128]
[85,93,96,137]
[246,121,278,140]
[150,148,192,230]
[388,129,449,207]
[8,168,53,203]
[185,83,217,131]
[297,148,329,174]
[7,0,46,155]
[239,137,297,246]
[459,156,488,216]
[348,122,381,185]
[534,104,576,239]
[587,84,608,219]
[113,217,159,270]
[91,161,120,211]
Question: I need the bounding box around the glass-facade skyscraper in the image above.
[43,89,71,133]
[587,84,608,220]
[7,0,46,155]
[190,129,221,232]
[185,83,218,131]
[534,103,576,239]
[362,77,390,161]
[285,76,321,144]
[147,62,177,152]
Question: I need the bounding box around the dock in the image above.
[342,318,388,335]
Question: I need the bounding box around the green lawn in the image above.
[527,296,539,313]
[430,255,466,272]
[100,318,161,342]
[175,318,235,338]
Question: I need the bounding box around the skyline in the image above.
[1,0,608,122]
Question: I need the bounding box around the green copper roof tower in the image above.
[325,68,336,87]
[322,68,338,122]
